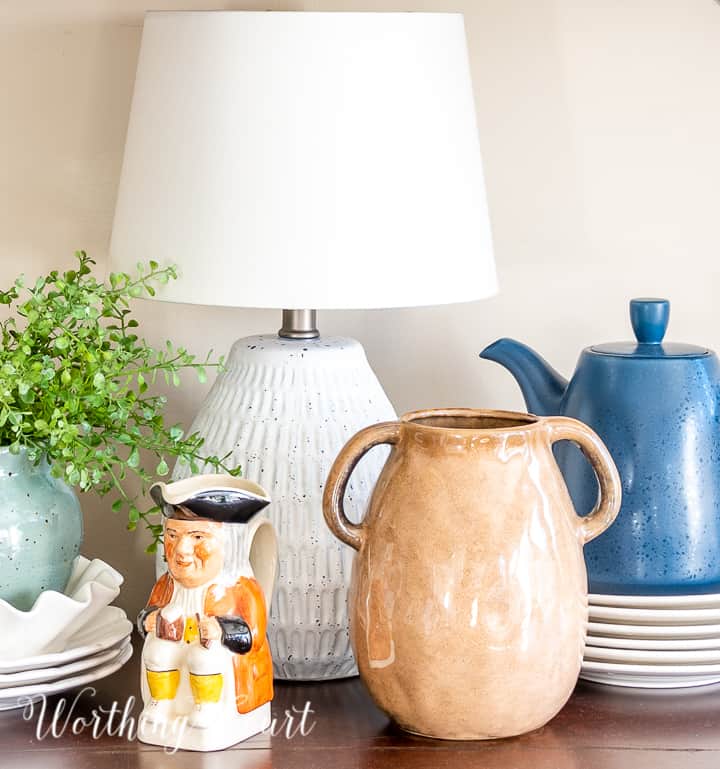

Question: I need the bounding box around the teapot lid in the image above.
[590,298,710,359]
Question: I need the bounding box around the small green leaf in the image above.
[156,459,169,476]
[127,446,140,468]
[111,499,123,513]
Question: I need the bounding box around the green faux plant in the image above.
[0,251,240,551]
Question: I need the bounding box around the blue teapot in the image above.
[481,298,720,595]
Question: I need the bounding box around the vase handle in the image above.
[323,421,401,551]
[546,416,622,544]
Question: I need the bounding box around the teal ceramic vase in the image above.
[0,447,83,610]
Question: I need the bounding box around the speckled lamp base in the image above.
[165,335,396,680]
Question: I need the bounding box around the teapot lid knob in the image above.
[630,298,670,344]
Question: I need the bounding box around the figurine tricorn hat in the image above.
[150,474,271,524]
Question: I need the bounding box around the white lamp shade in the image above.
[109,11,497,309]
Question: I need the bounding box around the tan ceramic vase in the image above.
[323,409,621,740]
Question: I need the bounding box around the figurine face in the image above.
[164,517,224,588]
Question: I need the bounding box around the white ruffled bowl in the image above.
[0,556,124,660]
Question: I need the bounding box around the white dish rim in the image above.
[0,607,132,674]
[584,645,720,664]
[590,592,720,609]
[580,672,720,689]
[589,604,720,625]
[0,637,131,688]
[0,642,133,705]
[585,634,720,651]
[582,658,720,675]
[587,620,720,639]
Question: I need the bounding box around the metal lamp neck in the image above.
[278,309,320,340]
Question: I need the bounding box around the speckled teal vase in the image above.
[0,448,83,610]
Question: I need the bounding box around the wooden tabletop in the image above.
[2,637,720,768]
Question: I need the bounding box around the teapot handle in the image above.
[323,421,401,551]
[546,416,622,544]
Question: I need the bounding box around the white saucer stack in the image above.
[582,592,720,689]
[0,607,133,710]
[0,557,133,710]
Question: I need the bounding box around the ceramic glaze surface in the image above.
[139,475,278,751]
[0,448,83,611]
[481,299,720,596]
[323,409,621,740]
[168,335,396,680]
[560,353,720,595]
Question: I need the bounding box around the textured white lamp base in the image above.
[167,335,396,680]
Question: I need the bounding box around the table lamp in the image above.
[109,10,497,681]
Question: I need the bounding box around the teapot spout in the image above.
[480,338,568,416]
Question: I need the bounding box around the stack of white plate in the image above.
[0,606,133,710]
[582,592,720,689]
[0,557,133,710]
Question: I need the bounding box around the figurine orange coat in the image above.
[144,572,273,714]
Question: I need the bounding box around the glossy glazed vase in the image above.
[481,298,720,595]
[0,448,83,611]
[323,409,621,740]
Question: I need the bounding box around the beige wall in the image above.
[1,0,719,613]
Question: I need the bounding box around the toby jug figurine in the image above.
[481,298,720,595]
[137,475,277,751]
[323,409,621,739]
